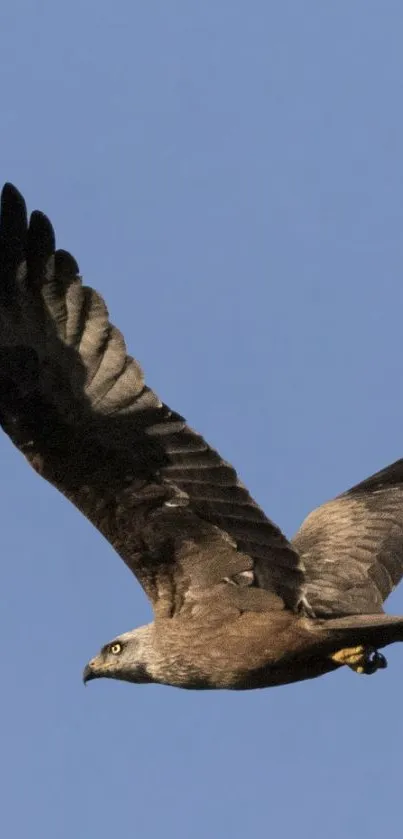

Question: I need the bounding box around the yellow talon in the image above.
[331,646,367,672]
[330,646,388,675]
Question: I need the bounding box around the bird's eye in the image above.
[110,643,122,655]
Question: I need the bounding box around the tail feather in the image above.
[319,614,403,651]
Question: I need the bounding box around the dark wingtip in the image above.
[28,209,56,255]
[0,184,28,293]
[0,182,27,223]
[0,184,80,283]
[2,182,24,200]
[55,248,80,277]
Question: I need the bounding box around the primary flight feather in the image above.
[1,182,403,690]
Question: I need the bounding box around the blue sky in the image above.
[1,2,403,837]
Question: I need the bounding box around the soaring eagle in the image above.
[1,183,403,691]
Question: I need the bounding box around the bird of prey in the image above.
[1,183,403,692]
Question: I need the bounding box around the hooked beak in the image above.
[83,659,100,685]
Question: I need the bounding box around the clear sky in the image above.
[1,2,403,838]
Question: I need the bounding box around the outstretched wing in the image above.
[0,184,303,617]
[292,460,403,616]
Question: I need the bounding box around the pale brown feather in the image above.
[293,460,403,615]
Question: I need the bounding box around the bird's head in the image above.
[83,625,155,685]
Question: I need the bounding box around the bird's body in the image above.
[1,182,403,691]
[83,611,402,690]
[100,613,324,690]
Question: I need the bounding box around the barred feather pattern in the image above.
[0,184,302,613]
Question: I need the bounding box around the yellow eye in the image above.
[110,643,122,655]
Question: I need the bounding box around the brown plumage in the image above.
[1,183,403,691]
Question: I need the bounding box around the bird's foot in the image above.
[331,645,387,675]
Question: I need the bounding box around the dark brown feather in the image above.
[0,184,302,615]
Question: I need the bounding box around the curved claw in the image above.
[362,650,388,675]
